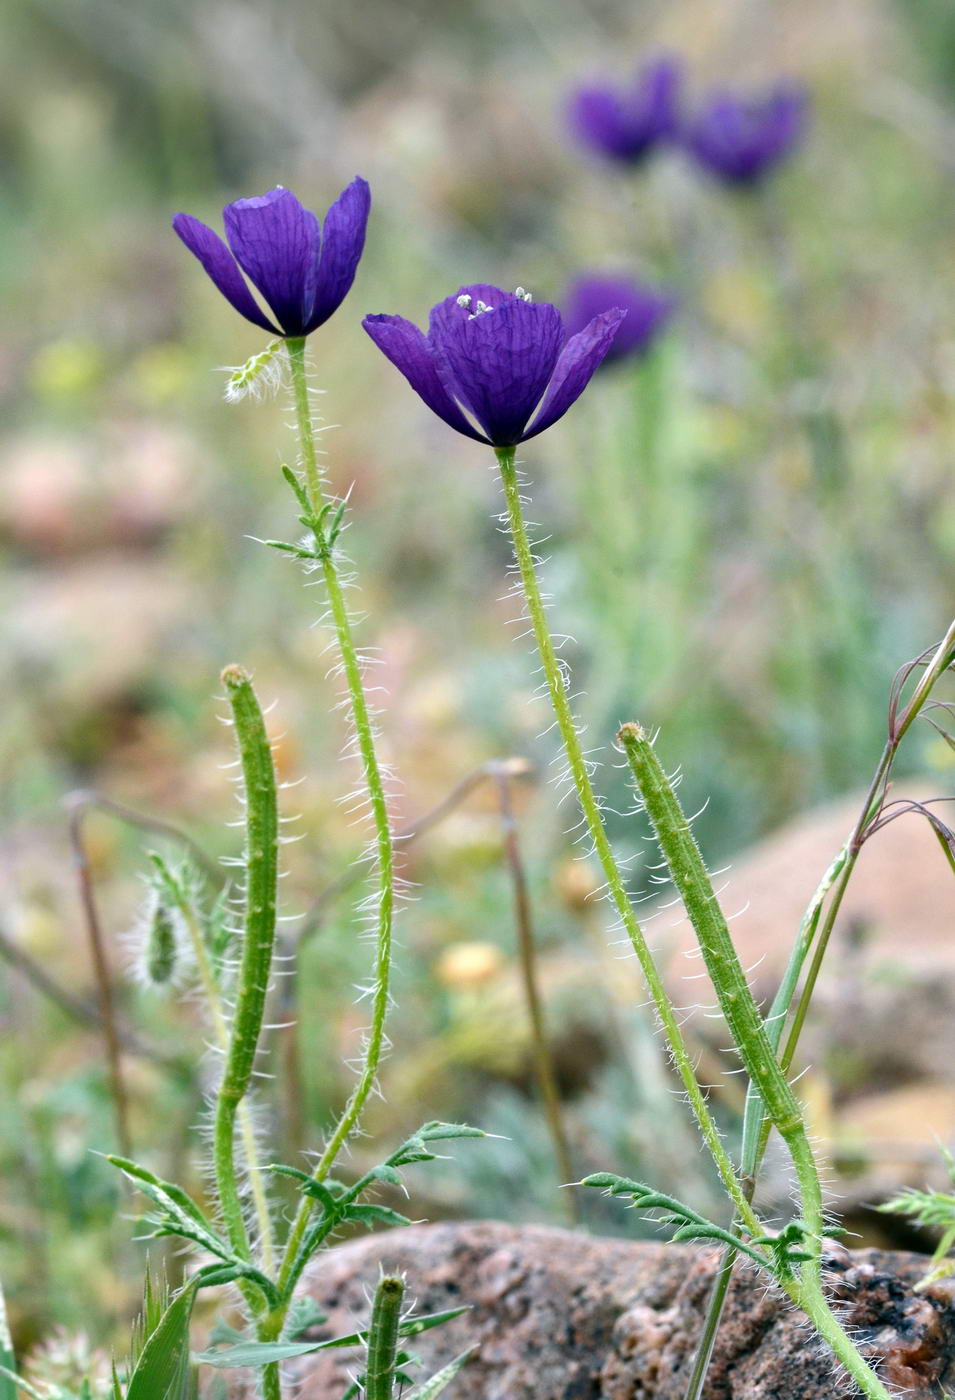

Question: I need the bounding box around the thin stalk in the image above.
[213,666,279,1288]
[495,448,759,1238]
[781,617,954,1086]
[297,760,503,944]
[267,340,397,1340]
[67,790,222,885]
[0,917,185,1074]
[67,799,132,1156]
[493,762,576,1221]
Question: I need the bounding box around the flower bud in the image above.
[145,899,177,985]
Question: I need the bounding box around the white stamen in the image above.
[468,300,494,319]
[514,286,533,302]
[456,293,472,308]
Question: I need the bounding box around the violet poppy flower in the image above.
[564,275,674,366]
[567,56,681,165]
[684,85,807,187]
[172,179,371,337]
[363,285,626,448]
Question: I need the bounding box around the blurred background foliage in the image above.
[1,0,955,1360]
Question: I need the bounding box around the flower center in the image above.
[456,293,495,320]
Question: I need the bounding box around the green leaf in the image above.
[206,1321,245,1348]
[344,1204,413,1230]
[264,540,317,561]
[281,1297,328,1342]
[126,1282,197,1400]
[107,1158,215,1232]
[417,1123,485,1142]
[397,1309,468,1339]
[269,1166,341,1215]
[368,1164,404,1188]
[196,1311,469,1370]
[193,1342,325,1370]
[281,465,311,512]
[580,1172,641,1194]
[404,1348,477,1400]
[108,1160,278,1307]
[581,1172,777,1274]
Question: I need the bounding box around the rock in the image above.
[290,1221,955,1399]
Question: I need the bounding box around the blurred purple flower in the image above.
[363,284,626,447]
[568,56,682,164]
[172,179,371,337]
[684,84,808,187]
[564,275,675,366]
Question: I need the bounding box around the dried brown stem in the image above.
[492,762,576,1223]
[66,796,132,1156]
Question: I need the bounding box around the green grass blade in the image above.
[126,1283,197,1400]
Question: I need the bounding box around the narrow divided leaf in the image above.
[404,1347,477,1400]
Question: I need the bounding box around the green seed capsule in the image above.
[146,901,177,984]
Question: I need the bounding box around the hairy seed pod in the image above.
[145,900,177,984]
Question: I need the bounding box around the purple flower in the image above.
[172,179,371,337]
[567,56,681,165]
[684,85,808,187]
[564,275,675,366]
[362,285,626,448]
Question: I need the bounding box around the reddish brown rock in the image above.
[289,1222,955,1399]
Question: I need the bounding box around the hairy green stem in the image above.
[686,618,955,1395]
[214,666,279,1294]
[365,1275,404,1400]
[689,616,955,1398]
[178,899,275,1277]
[267,340,397,1334]
[495,447,758,1237]
[617,724,806,1140]
[684,844,846,1400]
[618,722,892,1400]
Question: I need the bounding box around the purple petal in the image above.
[172,214,280,333]
[306,177,371,331]
[564,275,675,363]
[686,84,807,185]
[524,308,627,440]
[568,88,632,160]
[362,313,489,443]
[224,187,319,336]
[428,288,563,446]
[568,57,682,163]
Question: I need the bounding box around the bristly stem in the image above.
[616,724,807,1144]
[365,1275,404,1400]
[176,895,275,1278]
[494,447,759,1237]
[617,722,893,1400]
[214,666,279,1291]
[274,338,397,1289]
[687,620,955,1399]
[492,761,576,1220]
